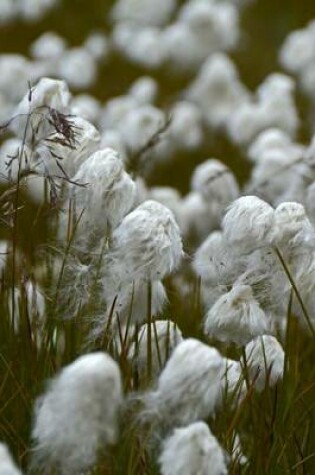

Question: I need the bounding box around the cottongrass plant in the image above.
[31,352,122,474]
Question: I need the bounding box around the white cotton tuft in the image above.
[191,159,239,207]
[83,32,109,62]
[128,76,158,105]
[245,335,285,391]
[142,338,224,427]
[11,77,71,142]
[32,352,122,474]
[128,320,183,378]
[193,231,242,285]
[248,128,296,163]
[159,422,228,475]
[271,201,315,247]
[30,32,67,60]
[220,359,246,404]
[58,48,98,89]
[105,200,183,284]
[71,94,101,123]
[186,53,249,129]
[204,284,270,346]
[279,24,315,74]
[63,147,136,250]
[102,279,167,328]
[0,443,23,475]
[222,196,274,251]
[111,0,177,26]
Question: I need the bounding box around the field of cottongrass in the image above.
[2,0,315,474]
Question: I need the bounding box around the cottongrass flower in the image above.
[159,422,228,475]
[222,196,274,251]
[58,47,97,90]
[193,231,243,285]
[128,320,183,379]
[271,202,315,248]
[245,335,285,391]
[141,338,224,428]
[204,284,270,346]
[111,0,177,27]
[105,200,183,284]
[29,31,67,61]
[220,358,246,406]
[32,352,122,474]
[191,159,239,209]
[0,443,23,475]
[128,76,158,105]
[64,147,136,251]
[248,128,302,163]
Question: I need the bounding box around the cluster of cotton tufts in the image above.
[112,23,166,70]
[105,200,182,285]
[128,320,183,378]
[159,422,228,475]
[0,443,23,475]
[141,338,224,428]
[162,0,240,71]
[245,335,284,391]
[186,54,249,129]
[0,0,58,25]
[191,159,239,209]
[228,73,299,146]
[279,21,315,100]
[204,284,270,346]
[222,196,274,252]
[111,0,177,27]
[63,147,136,251]
[32,352,122,474]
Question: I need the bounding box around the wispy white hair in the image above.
[159,422,228,475]
[271,201,315,248]
[191,159,239,207]
[222,196,274,251]
[128,319,183,379]
[0,443,23,475]
[245,335,285,391]
[63,147,136,251]
[204,284,271,346]
[105,200,183,284]
[32,352,122,474]
[141,338,223,428]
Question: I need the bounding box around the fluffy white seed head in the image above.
[64,147,136,250]
[32,352,122,474]
[245,335,285,391]
[128,320,183,378]
[279,24,315,74]
[142,338,224,427]
[191,159,239,206]
[111,0,177,26]
[0,443,23,475]
[30,31,67,60]
[204,284,271,346]
[105,200,183,283]
[248,128,294,162]
[11,77,71,142]
[271,201,314,247]
[159,422,228,475]
[193,231,243,285]
[71,94,102,123]
[128,76,158,105]
[220,359,246,404]
[222,196,274,251]
[83,32,109,61]
[186,53,249,128]
[58,48,98,89]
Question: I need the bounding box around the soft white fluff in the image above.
[105,200,183,284]
[128,76,158,105]
[0,443,23,475]
[222,196,274,251]
[83,32,109,61]
[111,0,177,26]
[193,231,243,285]
[64,147,136,250]
[186,53,249,128]
[204,284,270,346]
[245,335,284,391]
[220,358,246,404]
[159,422,227,475]
[191,159,239,206]
[30,31,67,60]
[129,320,183,378]
[271,201,315,247]
[142,338,224,427]
[32,352,122,474]
[248,128,300,163]
[57,48,97,89]
[71,94,101,123]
